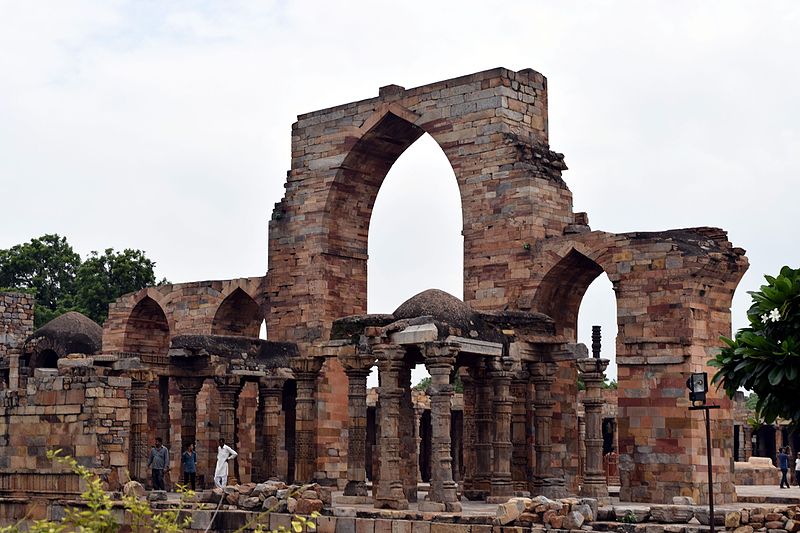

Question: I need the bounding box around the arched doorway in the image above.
[122,296,170,358]
[212,288,261,337]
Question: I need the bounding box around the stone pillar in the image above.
[511,369,529,494]
[461,370,477,496]
[743,425,752,461]
[467,363,492,500]
[339,350,374,497]
[374,344,408,510]
[256,374,285,481]
[214,376,242,449]
[488,359,514,502]
[529,361,566,498]
[129,369,153,483]
[423,346,461,512]
[414,406,424,484]
[175,376,205,452]
[290,356,324,483]
[399,364,418,502]
[577,357,610,500]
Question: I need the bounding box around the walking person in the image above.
[147,437,169,491]
[214,438,238,488]
[181,443,197,491]
[779,446,790,488]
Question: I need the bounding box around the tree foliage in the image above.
[0,234,166,327]
[710,266,800,425]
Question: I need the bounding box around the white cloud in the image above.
[1,1,798,371]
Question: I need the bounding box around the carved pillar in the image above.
[577,357,610,499]
[214,375,242,449]
[290,356,324,483]
[129,369,153,483]
[374,345,408,510]
[175,376,205,452]
[256,374,285,481]
[414,406,424,484]
[488,358,514,502]
[511,369,529,494]
[339,350,374,497]
[529,361,565,498]
[467,363,492,500]
[399,364,418,502]
[461,370,477,495]
[743,425,752,461]
[424,346,461,511]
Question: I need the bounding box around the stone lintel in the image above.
[616,355,685,365]
[389,323,438,345]
[444,336,502,356]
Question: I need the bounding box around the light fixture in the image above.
[686,372,708,405]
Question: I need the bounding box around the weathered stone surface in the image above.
[564,511,585,529]
[122,480,146,499]
[727,512,743,528]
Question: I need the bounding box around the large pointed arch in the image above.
[122,295,170,356]
[532,248,607,340]
[212,287,262,337]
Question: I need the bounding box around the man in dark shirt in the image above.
[147,437,169,491]
[779,447,790,489]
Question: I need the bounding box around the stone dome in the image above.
[393,289,477,334]
[29,311,103,355]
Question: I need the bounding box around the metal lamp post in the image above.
[686,372,720,533]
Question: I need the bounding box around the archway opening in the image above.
[212,288,261,337]
[38,349,59,369]
[122,296,170,356]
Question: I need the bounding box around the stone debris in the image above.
[195,480,330,515]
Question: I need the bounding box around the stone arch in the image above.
[122,295,170,357]
[212,287,262,337]
[532,248,607,341]
[37,348,59,369]
[323,107,461,263]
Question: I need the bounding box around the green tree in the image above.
[74,248,164,324]
[0,234,81,327]
[710,266,800,425]
[0,235,166,327]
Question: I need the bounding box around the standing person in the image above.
[147,437,169,491]
[795,452,800,488]
[214,438,238,488]
[181,443,197,491]
[779,446,790,488]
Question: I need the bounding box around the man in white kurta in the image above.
[214,438,238,488]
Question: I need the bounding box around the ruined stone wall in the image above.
[0,292,34,390]
[0,361,131,496]
[103,277,265,354]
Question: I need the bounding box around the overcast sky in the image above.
[2,1,799,383]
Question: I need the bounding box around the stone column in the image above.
[129,369,153,483]
[423,346,461,512]
[414,405,424,484]
[577,357,610,500]
[290,356,324,483]
[468,363,493,500]
[399,364,418,502]
[256,374,285,481]
[374,344,408,510]
[175,376,205,452]
[461,370,477,495]
[743,425,753,461]
[339,350,375,497]
[529,361,566,498]
[511,369,529,494]
[214,376,242,448]
[488,358,514,503]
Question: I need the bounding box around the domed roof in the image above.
[30,311,103,355]
[393,289,477,334]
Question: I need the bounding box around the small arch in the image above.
[38,349,59,369]
[533,248,606,340]
[212,288,262,337]
[122,296,170,356]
